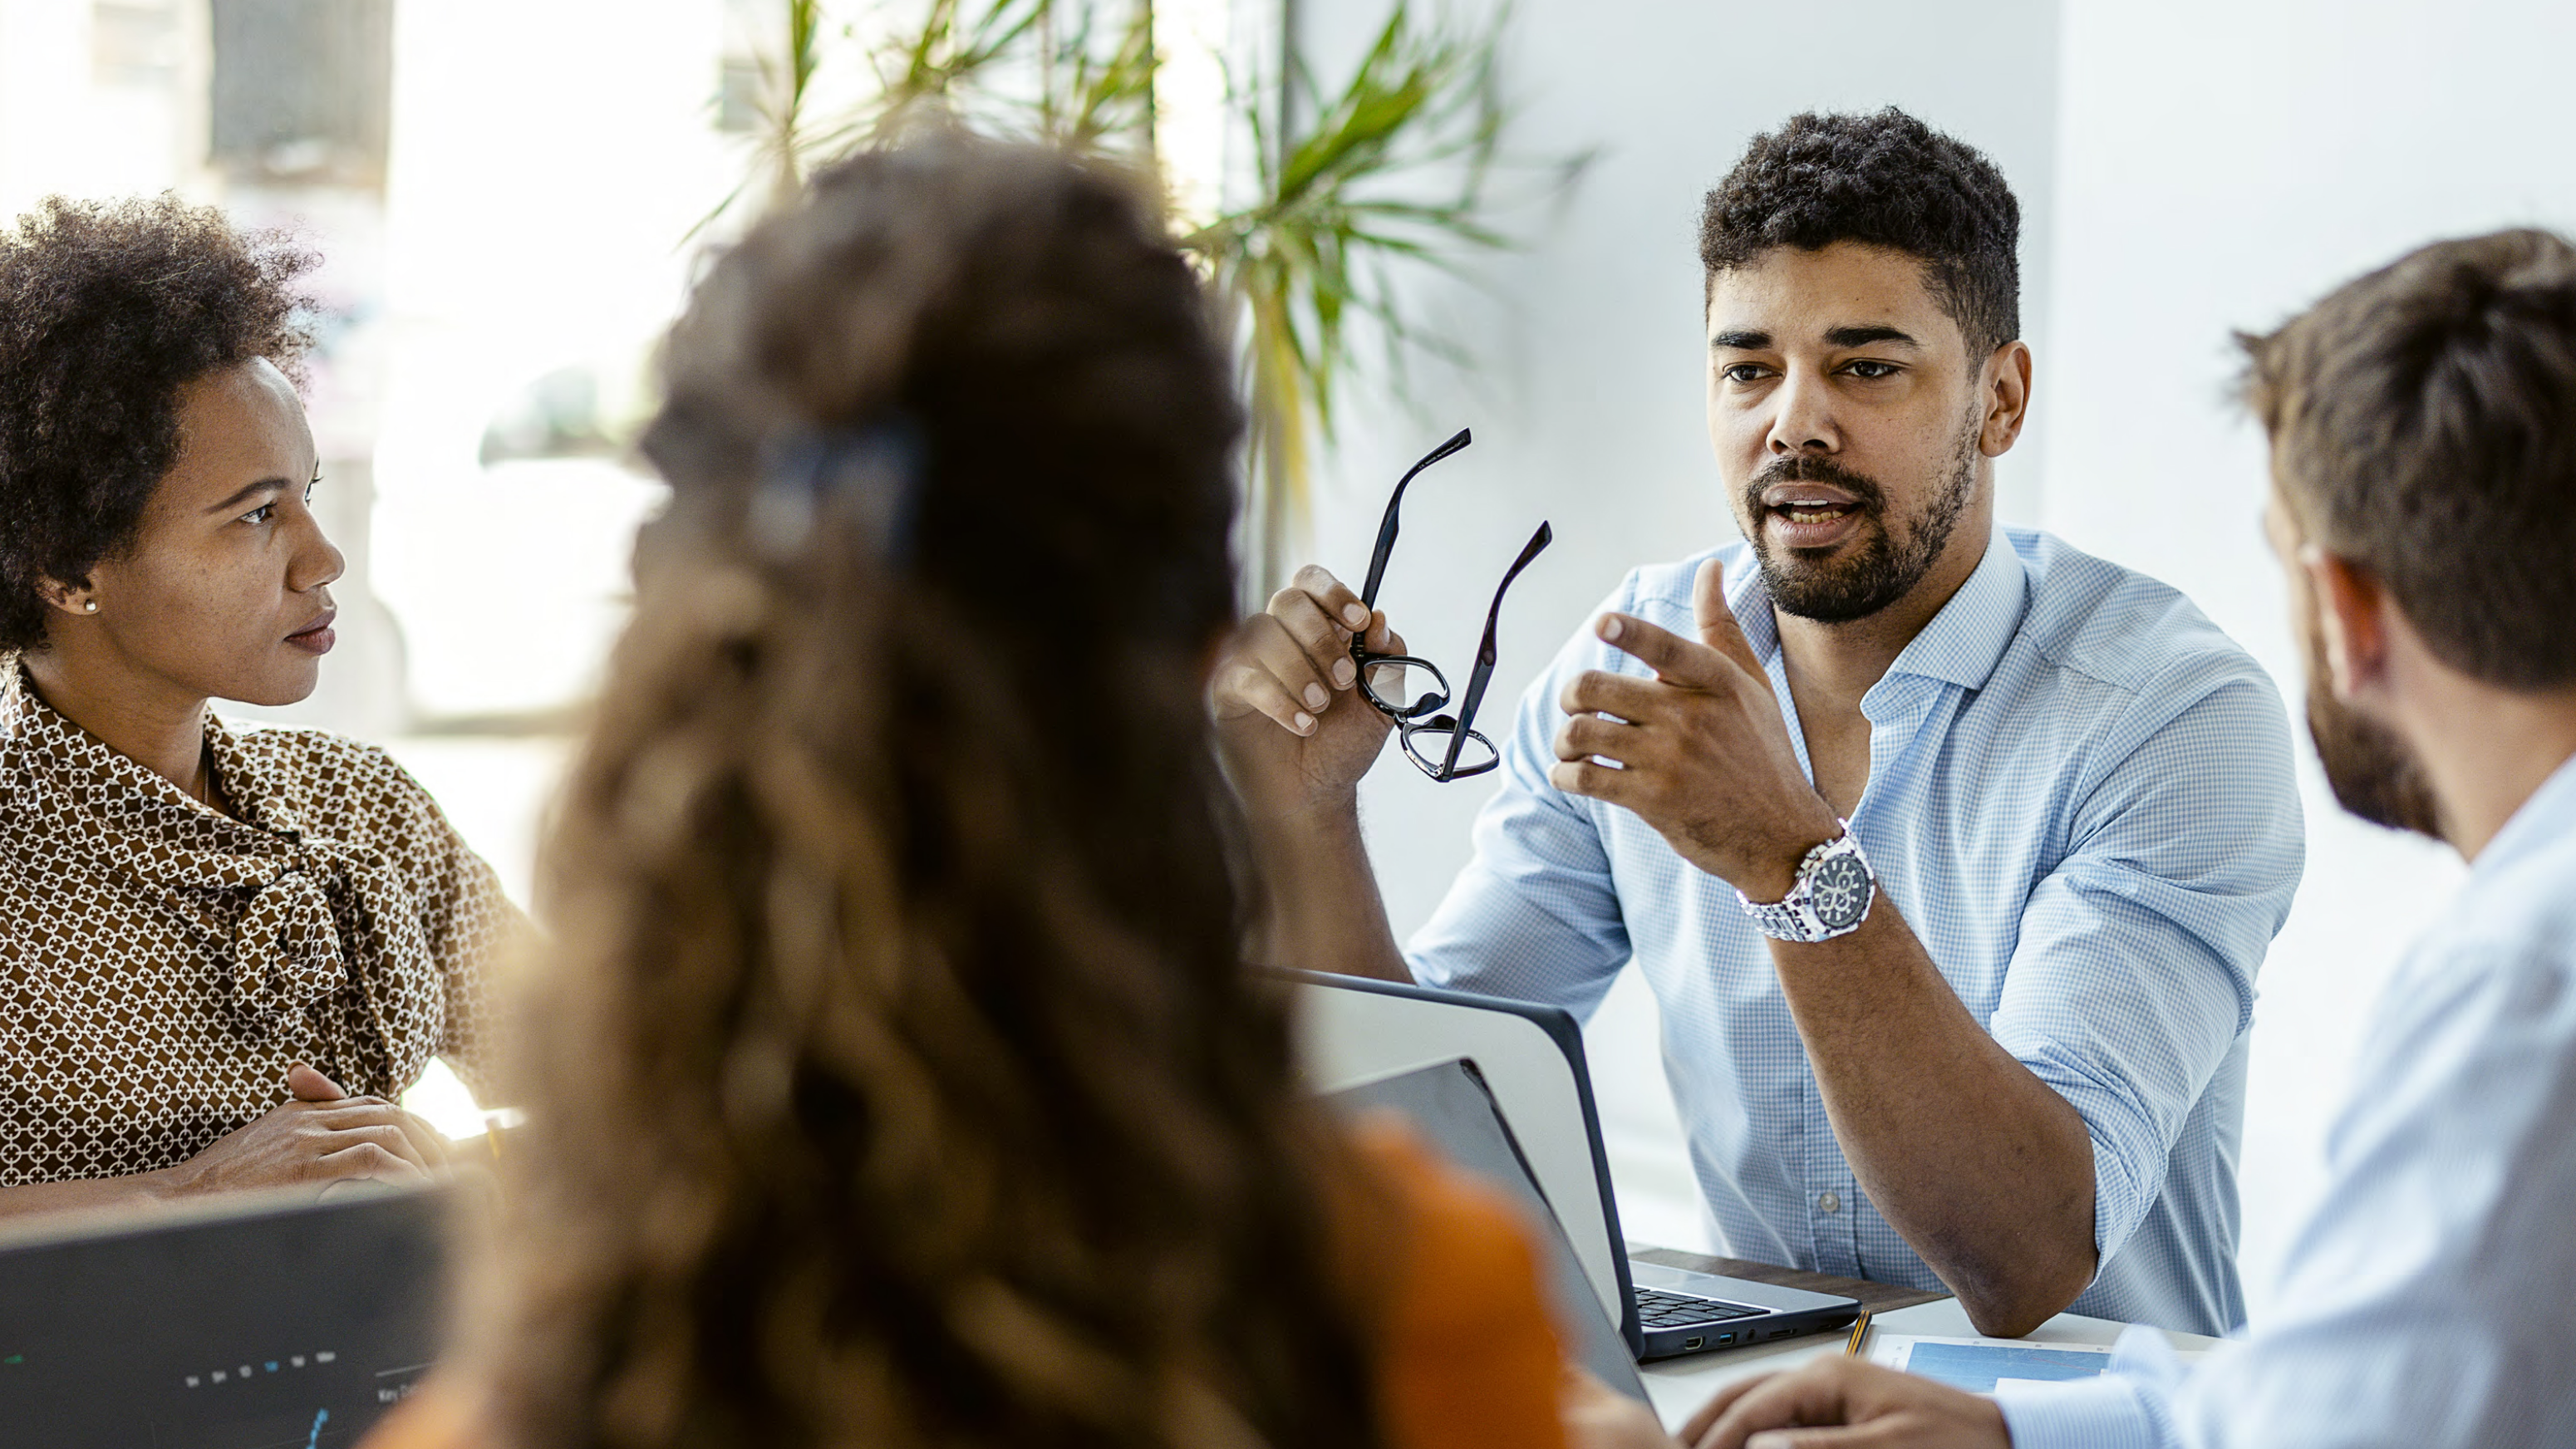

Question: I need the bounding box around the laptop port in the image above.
[1681,1337,1703,1351]
[1717,1333,1736,1344]
[1762,1327,1794,1341]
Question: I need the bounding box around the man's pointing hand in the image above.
[1550,559,1842,900]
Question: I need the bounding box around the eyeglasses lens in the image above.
[1401,721,1498,780]
[1359,656,1450,719]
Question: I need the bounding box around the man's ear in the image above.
[2303,547,2392,702]
[1979,340,2033,457]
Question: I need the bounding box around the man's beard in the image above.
[2303,621,2444,838]
[1742,412,1979,624]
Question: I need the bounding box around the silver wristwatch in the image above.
[1737,822,1875,943]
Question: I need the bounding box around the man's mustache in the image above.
[1743,454,1889,509]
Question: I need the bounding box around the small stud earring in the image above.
[81,600,96,613]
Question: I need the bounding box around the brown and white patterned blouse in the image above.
[0,664,521,1186]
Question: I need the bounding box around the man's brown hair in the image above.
[2241,228,2576,690]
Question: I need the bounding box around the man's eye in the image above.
[243,503,274,524]
[1844,360,1900,380]
[1722,363,1769,384]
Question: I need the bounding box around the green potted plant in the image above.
[710,0,1579,599]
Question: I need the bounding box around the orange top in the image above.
[1351,1118,1572,1449]
[360,1122,1570,1449]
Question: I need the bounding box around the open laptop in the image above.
[1295,971,1860,1360]
[0,1182,453,1448]
[1325,1058,1652,1403]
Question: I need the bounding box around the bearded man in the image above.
[1680,225,2576,1449]
[1215,108,2302,1338]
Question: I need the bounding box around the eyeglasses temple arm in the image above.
[1359,427,1472,607]
[1443,519,1552,773]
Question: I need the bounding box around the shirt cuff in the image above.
[1993,1373,2165,1449]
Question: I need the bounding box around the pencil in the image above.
[1843,1311,1872,1358]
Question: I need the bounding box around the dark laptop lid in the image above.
[0,1183,452,1449]
[1323,1057,1651,1404]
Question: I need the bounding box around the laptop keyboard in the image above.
[1634,1286,1764,1328]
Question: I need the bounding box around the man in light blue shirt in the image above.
[1216,108,2300,1338]
[1683,228,2576,1449]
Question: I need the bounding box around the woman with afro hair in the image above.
[0,194,519,1216]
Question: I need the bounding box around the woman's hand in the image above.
[0,1063,455,1220]
[160,1062,451,1197]
[1561,1368,1684,1449]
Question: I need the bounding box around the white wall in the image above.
[1290,0,2063,1250]
[371,0,724,722]
[2041,0,2576,1318]
[0,0,202,215]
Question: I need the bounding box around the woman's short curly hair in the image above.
[1698,107,2021,357]
[0,194,317,651]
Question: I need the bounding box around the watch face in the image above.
[1809,852,1872,930]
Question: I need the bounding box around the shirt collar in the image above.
[1728,527,2028,692]
[2471,745,2576,882]
[1728,561,1784,661]
[3,659,292,835]
[1883,529,2027,690]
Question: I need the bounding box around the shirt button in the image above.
[1817,1191,1841,1215]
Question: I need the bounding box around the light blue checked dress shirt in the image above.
[1998,750,2576,1448]
[1408,526,2303,1337]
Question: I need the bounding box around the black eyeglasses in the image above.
[1350,427,1553,782]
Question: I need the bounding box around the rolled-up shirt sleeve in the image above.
[1407,581,1639,1018]
[1990,662,2304,1270]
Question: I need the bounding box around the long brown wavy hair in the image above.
[474,136,1385,1449]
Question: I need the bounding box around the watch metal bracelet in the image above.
[1737,821,1875,943]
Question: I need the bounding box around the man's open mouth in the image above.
[1771,499,1860,525]
[1758,483,1869,547]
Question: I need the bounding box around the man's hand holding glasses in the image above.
[1213,428,1551,820]
[1212,557,1410,821]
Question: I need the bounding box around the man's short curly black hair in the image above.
[0,194,317,652]
[1698,107,2020,357]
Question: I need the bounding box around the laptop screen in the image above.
[1291,970,1636,1339]
[0,1184,451,1449]
[1323,1058,1651,1403]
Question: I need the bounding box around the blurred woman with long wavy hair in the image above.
[362,135,1588,1449]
